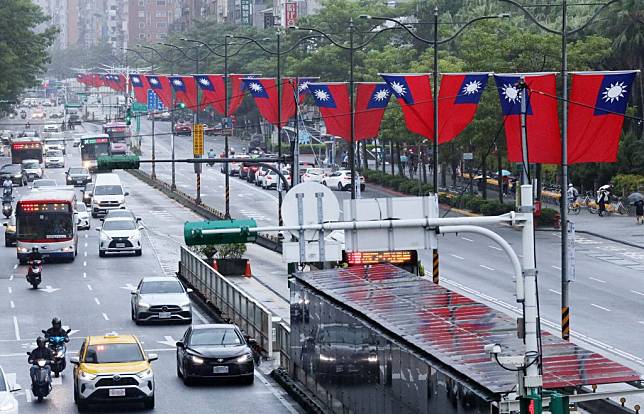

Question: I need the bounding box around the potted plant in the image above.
[214,243,248,276]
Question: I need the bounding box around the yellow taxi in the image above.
[70,333,157,411]
[3,215,16,247]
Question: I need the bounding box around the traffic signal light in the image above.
[520,395,542,414]
[177,102,186,109]
[125,107,133,125]
[184,219,258,246]
[97,155,140,172]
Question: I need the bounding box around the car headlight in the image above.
[129,233,140,241]
[180,302,191,310]
[136,368,152,378]
[367,354,378,363]
[137,301,150,309]
[190,355,204,365]
[80,370,97,380]
[319,354,335,362]
[236,353,253,363]
[0,397,17,411]
[100,233,110,241]
[17,247,29,253]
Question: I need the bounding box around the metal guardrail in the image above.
[275,321,291,370]
[179,245,274,356]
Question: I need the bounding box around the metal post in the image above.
[519,77,529,185]
[432,7,439,193]
[170,52,177,192]
[560,0,570,341]
[349,19,357,199]
[432,249,439,283]
[224,37,231,219]
[292,78,299,186]
[276,32,284,225]
[195,46,202,205]
[151,110,156,179]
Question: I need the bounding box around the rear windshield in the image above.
[85,343,144,363]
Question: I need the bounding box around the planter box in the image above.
[215,258,248,276]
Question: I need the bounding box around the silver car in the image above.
[97,217,142,257]
[131,277,192,324]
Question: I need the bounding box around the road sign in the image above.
[147,90,157,111]
[193,123,204,156]
[132,102,147,113]
[64,103,81,109]
[97,155,140,171]
[184,219,258,246]
[463,152,474,160]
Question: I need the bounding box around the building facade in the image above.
[128,0,181,43]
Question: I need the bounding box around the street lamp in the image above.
[361,11,510,194]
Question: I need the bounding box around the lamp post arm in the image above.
[290,27,351,50]
[354,26,401,49]
[124,48,150,63]
[497,0,561,34]
[160,43,211,62]
[437,14,509,45]
[139,45,184,65]
[361,16,433,44]
[281,35,325,55]
[567,0,621,35]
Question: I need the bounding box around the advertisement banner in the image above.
[285,2,297,27]
[241,0,251,25]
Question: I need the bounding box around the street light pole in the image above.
[224,36,231,219]
[195,45,202,205]
[432,7,439,193]
[349,19,357,199]
[276,31,284,225]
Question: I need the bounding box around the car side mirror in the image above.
[175,341,184,348]
[136,217,142,222]
[70,356,79,365]
[124,191,129,196]
[76,218,81,225]
[95,228,100,232]
[186,288,193,293]
[2,223,6,228]
[131,290,137,295]
[148,353,158,362]
[10,383,21,392]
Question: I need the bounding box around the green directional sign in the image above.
[131,102,147,113]
[97,155,140,172]
[64,103,82,109]
[184,219,258,246]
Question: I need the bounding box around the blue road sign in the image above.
[147,89,157,111]
[157,98,164,111]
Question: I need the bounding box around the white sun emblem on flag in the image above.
[132,77,140,84]
[390,81,407,96]
[298,82,310,92]
[462,80,481,95]
[149,78,158,85]
[314,89,330,101]
[199,78,210,86]
[249,82,263,92]
[602,81,627,103]
[173,79,183,86]
[373,89,389,101]
[502,83,519,103]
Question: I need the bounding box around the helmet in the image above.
[568,183,573,188]
[31,247,38,253]
[52,317,61,329]
[36,337,46,348]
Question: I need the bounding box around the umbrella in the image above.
[500,170,512,177]
[598,184,612,191]
[627,192,643,204]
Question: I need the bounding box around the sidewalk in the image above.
[569,211,644,249]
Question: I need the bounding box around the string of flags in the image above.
[76,70,638,164]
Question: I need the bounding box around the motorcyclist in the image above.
[207,148,216,166]
[567,183,579,203]
[45,317,69,341]
[25,122,31,129]
[28,337,53,382]
[2,177,12,196]
[28,247,42,263]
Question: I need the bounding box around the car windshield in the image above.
[190,328,242,346]
[84,343,144,364]
[106,210,132,219]
[140,280,184,294]
[23,162,39,169]
[47,150,63,157]
[319,326,370,345]
[17,213,73,240]
[307,168,323,175]
[102,220,136,231]
[0,370,5,391]
[94,185,122,196]
[33,180,56,187]
[1,165,21,173]
[69,168,87,175]
[76,203,87,212]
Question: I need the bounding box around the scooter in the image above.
[26,258,42,289]
[43,329,71,377]
[2,201,11,219]
[27,353,52,402]
[20,111,27,120]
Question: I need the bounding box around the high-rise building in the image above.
[128,0,181,44]
[33,0,70,49]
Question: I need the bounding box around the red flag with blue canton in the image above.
[568,71,637,163]
[242,78,296,127]
[145,75,173,109]
[438,73,488,143]
[170,76,199,111]
[494,73,561,164]
[194,74,226,115]
[380,73,434,139]
[228,74,259,115]
[294,77,319,103]
[355,82,392,140]
[130,74,150,104]
[308,83,351,140]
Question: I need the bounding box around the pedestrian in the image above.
[634,199,644,225]
[597,188,608,217]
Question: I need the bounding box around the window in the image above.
[84,343,144,363]
[138,10,145,17]
[157,0,166,4]
[156,11,166,17]
[138,0,144,6]
[139,33,146,39]
[156,22,167,28]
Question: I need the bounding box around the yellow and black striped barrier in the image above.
[562,306,570,340]
[432,250,439,284]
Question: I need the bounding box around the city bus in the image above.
[80,134,110,172]
[15,190,78,263]
[11,138,43,164]
[102,121,130,154]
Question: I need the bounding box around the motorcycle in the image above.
[27,353,52,402]
[20,111,27,120]
[27,258,42,289]
[2,201,11,219]
[43,329,71,377]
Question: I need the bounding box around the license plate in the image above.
[213,366,228,374]
[109,388,126,397]
[116,243,125,248]
[76,180,83,184]
[158,312,171,319]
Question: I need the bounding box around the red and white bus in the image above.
[11,138,43,164]
[15,190,79,263]
[102,121,130,155]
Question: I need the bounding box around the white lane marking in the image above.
[9,275,13,281]
[10,301,14,309]
[94,297,101,305]
[85,234,88,239]
[13,316,20,340]
[84,242,88,248]
[461,237,474,242]
[479,264,495,271]
[87,284,93,291]
[102,313,109,321]
[83,261,87,267]
[83,272,87,278]
[589,277,606,283]
[639,321,644,325]
[25,388,32,403]
[13,264,17,270]
[630,290,644,297]
[157,336,178,347]
[591,303,611,312]
[51,377,62,386]
[488,245,502,251]
[84,251,87,257]
[7,287,12,294]
[549,289,561,295]
[552,265,562,270]
[254,370,300,414]
[450,254,464,260]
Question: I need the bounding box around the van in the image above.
[91,173,128,217]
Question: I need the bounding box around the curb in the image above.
[535,227,644,250]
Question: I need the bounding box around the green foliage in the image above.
[538,208,559,227]
[612,174,644,195]
[215,243,247,260]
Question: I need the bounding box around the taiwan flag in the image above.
[355,83,392,140]
[295,77,319,103]
[242,78,296,127]
[145,75,173,109]
[438,73,489,143]
[494,73,561,164]
[228,74,260,115]
[308,83,351,140]
[170,76,199,111]
[380,73,434,139]
[114,74,126,92]
[129,74,150,104]
[194,74,226,115]
[568,71,637,163]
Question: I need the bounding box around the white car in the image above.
[42,124,61,133]
[0,366,19,414]
[97,217,143,257]
[254,166,272,187]
[263,169,291,190]
[130,276,193,324]
[20,159,43,181]
[301,168,325,183]
[44,149,65,168]
[75,202,90,230]
[322,170,366,191]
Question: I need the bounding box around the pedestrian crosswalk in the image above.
[552,232,644,271]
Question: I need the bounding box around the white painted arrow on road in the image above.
[40,285,60,294]
[120,283,137,291]
[157,336,178,348]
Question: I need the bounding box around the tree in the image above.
[0,0,57,103]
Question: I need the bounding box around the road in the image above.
[0,118,304,413]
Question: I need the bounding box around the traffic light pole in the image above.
[194,47,202,205]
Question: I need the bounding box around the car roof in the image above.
[87,333,139,345]
[141,276,181,283]
[191,324,238,331]
[103,216,134,222]
[21,159,39,164]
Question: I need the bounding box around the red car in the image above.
[174,122,192,136]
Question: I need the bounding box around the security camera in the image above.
[484,344,502,355]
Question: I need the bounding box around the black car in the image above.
[176,324,256,385]
[66,167,91,186]
[68,113,81,126]
[81,183,94,206]
[0,164,27,186]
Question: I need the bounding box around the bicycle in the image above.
[568,200,581,215]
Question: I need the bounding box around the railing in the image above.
[179,245,274,356]
[275,321,291,370]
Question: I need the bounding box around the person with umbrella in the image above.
[597,184,611,217]
[627,192,644,224]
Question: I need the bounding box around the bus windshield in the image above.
[17,212,73,240]
[81,141,110,161]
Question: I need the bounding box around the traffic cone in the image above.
[212,260,218,272]
[244,261,252,278]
